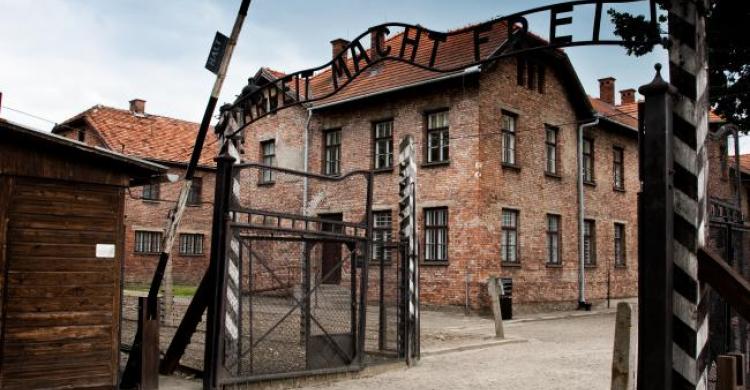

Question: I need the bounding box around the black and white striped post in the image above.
[667,0,710,388]
[398,135,419,365]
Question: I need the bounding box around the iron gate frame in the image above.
[207,161,385,385]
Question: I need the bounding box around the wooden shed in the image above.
[0,119,166,389]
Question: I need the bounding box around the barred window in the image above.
[373,121,393,170]
[179,233,204,256]
[614,223,626,267]
[426,111,449,163]
[584,220,596,266]
[260,140,276,183]
[501,112,517,165]
[613,147,624,190]
[546,126,558,174]
[187,177,202,206]
[135,231,162,254]
[424,207,448,262]
[142,183,160,201]
[372,211,392,262]
[501,209,519,264]
[324,129,341,176]
[583,138,595,183]
[547,214,561,265]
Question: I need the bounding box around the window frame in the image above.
[501,111,518,167]
[501,208,520,265]
[546,214,562,266]
[613,146,625,191]
[260,139,276,184]
[545,125,559,175]
[372,210,393,263]
[424,110,450,164]
[582,137,595,184]
[187,177,202,206]
[614,223,626,267]
[142,183,160,201]
[423,207,449,262]
[372,120,394,171]
[583,219,596,266]
[135,230,162,254]
[179,233,205,256]
[323,128,342,176]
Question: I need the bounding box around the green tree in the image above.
[609,1,750,129]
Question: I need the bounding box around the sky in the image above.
[4,0,736,151]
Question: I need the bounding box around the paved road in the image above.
[309,313,617,390]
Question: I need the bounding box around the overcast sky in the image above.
[0,0,694,139]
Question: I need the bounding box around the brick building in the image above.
[239,23,643,311]
[53,100,217,284]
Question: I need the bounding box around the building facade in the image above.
[240,24,642,312]
[53,100,217,285]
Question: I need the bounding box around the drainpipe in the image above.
[578,117,599,309]
[303,108,313,215]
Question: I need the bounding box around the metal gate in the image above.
[209,162,407,386]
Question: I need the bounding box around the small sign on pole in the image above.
[205,32,229,74]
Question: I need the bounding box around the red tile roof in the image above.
[589,97,724,131]
[57,105,218,167]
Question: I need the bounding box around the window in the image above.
[583,220,596,266]
[373,120,394,170]
[142,183,160,201]
[424,207,448,262]
[324,129,341,176]
[77,130,85,142]
[372,211,393,262]
[501,209,519,264]
[260,140,276,183]
[583,138,595,183]
[547,214,561,265]
[516,57,545,93]
[501,112,517,165]
[135,231,162,254]
[545,126,558,174]
[187,177,202,206]
[613,147,624,190]
[426,111,449,163]
[179,233,204,256]
[614,223,626,267]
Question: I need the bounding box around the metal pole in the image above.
[637,64,675,390]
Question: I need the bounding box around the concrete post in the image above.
[611,302,637,390]
[486,276,504,339]
[716,355,738,390]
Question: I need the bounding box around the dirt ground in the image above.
[309,312,618,390]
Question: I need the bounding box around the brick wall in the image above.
[243,55,640,311]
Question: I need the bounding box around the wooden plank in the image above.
[8,228,115,245]
[2,339,106,357]
[3,324,111,343]
[0,176,14,383]
[7,258,115,272]
[2,373,113,390]
[4,311,113,328]
[11,185,119,204]
[2,350,113,371]
[8,284,115,298]
[9,201,117,219]
[7,214,117,233]
[698,248,750,322]
[8,243,105,259]
[5,296,113,312]
[6,271,115,286]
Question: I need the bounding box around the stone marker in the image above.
[486,276,504,339]
[611,302,636,390]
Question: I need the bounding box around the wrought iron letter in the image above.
[473,23,492,62]
[399,26,422,62]
[550,4,574,44]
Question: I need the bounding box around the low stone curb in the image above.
[422,337,527,357]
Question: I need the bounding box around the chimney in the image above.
[129,99,146,115]
[370,29,386,59]
[620,88,636,105]
[598,77,616,105]
[331,38,349,60]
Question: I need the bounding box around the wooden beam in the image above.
[697,248,750,322]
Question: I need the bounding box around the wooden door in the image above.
[319,213,343,285]
[0,178,123,389]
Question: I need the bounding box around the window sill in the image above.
[186,204,201,208]
[614,264,627,269]
[545,263,563,268]
[421,260,449,266]
[501,262,522,268]
[142,199,160,204]
[134,252,160,257]
[179,253,206,257]
[501,163,521,171]
[584,181,597,187]
[584,264,597,268]
[258,181,275,187]
[421,160,450,169]
[545,172,562,179]
[373,167,394,175]
[613,187,626,193]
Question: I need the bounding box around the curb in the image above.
[422,337,527,357]
[507,309,616,325]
